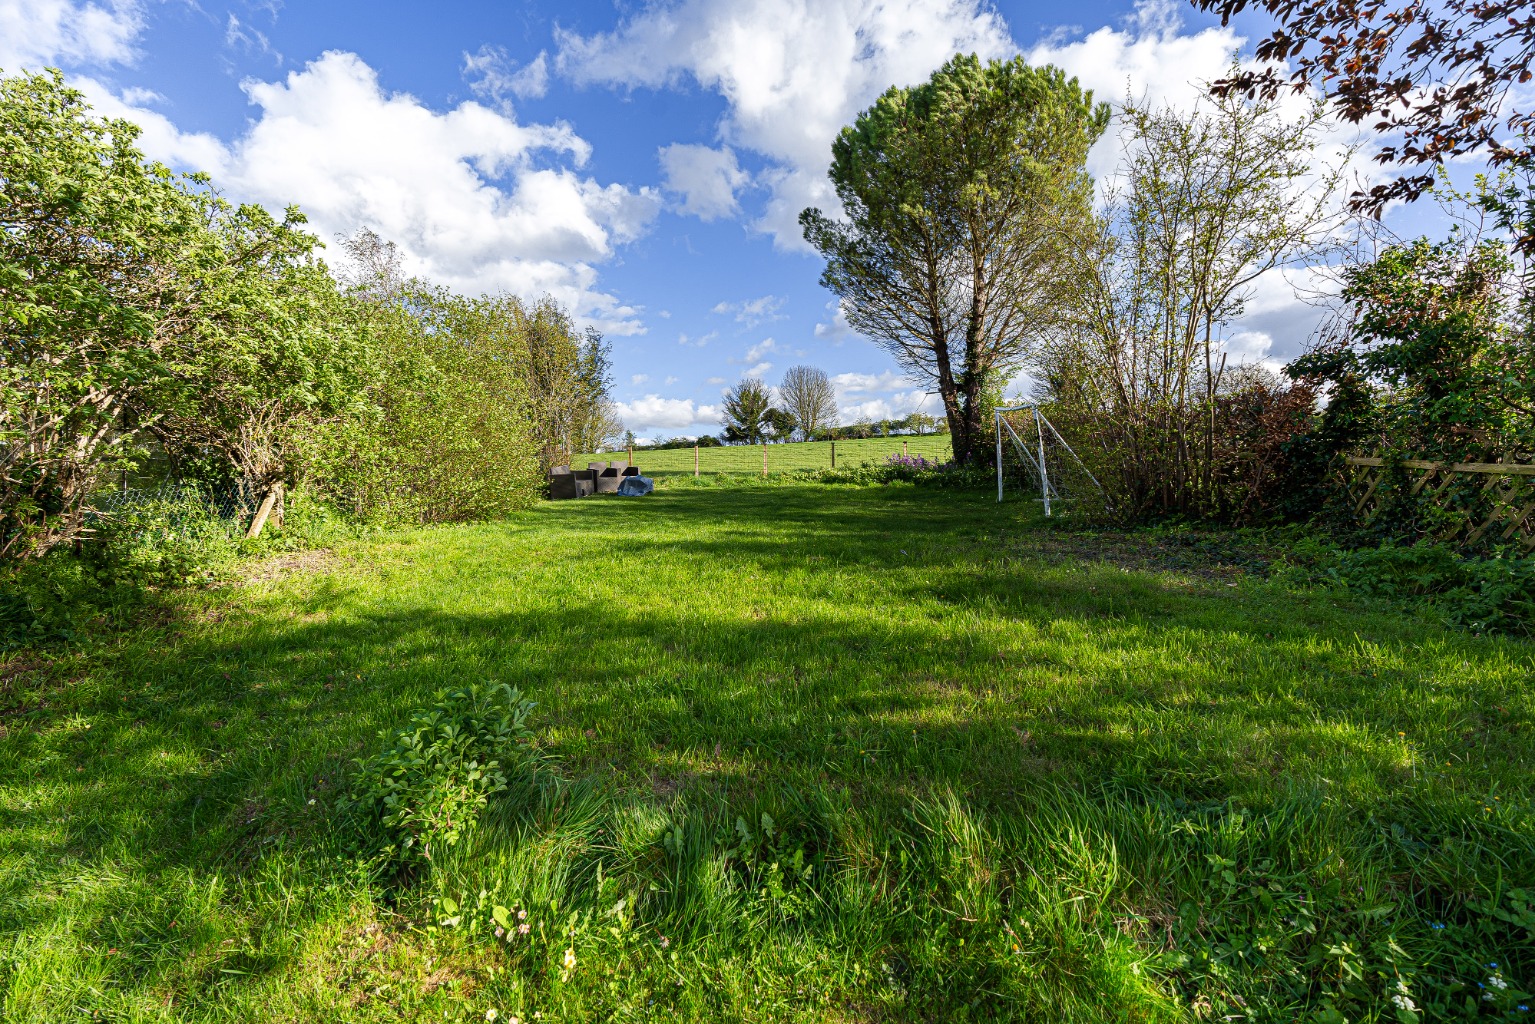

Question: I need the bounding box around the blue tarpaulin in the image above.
[617,475,654,496]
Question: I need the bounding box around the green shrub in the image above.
[350,683,538,867]
[1277,540,1535,635]
[86,486,243,588]
[243,487,363,553]
[0,486,245,649]
[787,456,992,489]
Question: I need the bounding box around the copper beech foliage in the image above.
[1191,0,1535,245]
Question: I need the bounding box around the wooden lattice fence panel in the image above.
[1335,456,1535,552]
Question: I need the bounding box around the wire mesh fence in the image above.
[575,435,954,478]
[86,480,259,526]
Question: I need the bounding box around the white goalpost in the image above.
[993,405,1107,515]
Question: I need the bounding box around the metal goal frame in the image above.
[993,405,1107,515]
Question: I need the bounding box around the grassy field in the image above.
[2,484,1533,1021]
[578,435,953,478]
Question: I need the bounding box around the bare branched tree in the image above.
[777,366,838,439]
[1036,87,1349,517]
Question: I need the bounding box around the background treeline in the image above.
[702,367,943,447]
[631,411,947,452]
[1,71,616,574]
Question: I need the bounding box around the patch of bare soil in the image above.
[239,548,343,585]
[0,657,45,686]
[1023,528,1282,582]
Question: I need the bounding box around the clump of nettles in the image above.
[351,682,536,866]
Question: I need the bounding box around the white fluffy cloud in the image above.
[658,143,749,220]
[1026,1,1243,133]
[1025,0,1368,188]
[832,370,909,394]
[463,45,549,110]
[713,295,785,326]
[829,370,937,424]
[616,395,716,431]
[0,0,142,70]
[813,300,855,341]
[88,51,659,334]
[558,0,1014,248]
[736,334,776,377]
[559,0,1358,362]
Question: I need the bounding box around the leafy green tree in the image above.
[0,70,365,556]
[905,411,938,435]
[2,70,194,556]
[720,378,773,444]
[499,297,615,468]
[801,54,1108,464]
[573,328,622,453]
[1280,181,1534,542]
[148,206,373,505]
[296,284,539,524]
[763,407,798,441]
[1293,228,1533,459]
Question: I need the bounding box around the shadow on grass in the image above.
[4,485,1533,1020]
[7,485,1527,883]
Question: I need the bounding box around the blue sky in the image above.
[3,0,1414,437]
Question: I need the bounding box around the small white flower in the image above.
[563,948,577,971]
[1491,976,1509,990]
[485,1010,497,1022]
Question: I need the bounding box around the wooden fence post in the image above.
[628,445,633,467]
[246,482,283,539]
[694,443,699,477]
[830,441,836,468]
[762,441,768,477]
[903,440,908,457]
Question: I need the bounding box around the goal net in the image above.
[994,405,1108,516]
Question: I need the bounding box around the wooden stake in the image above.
[694,443,699,477]
[246,483,282,539]
[628,445,634,467]
[903,440,908,457]
[831,441,836,468]
[762,441,768,477]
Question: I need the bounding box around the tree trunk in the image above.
[957,372,987,467]
[930,319,968,463]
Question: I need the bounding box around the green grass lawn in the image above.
[2,485,1532,1022]
[578,435,952,478]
